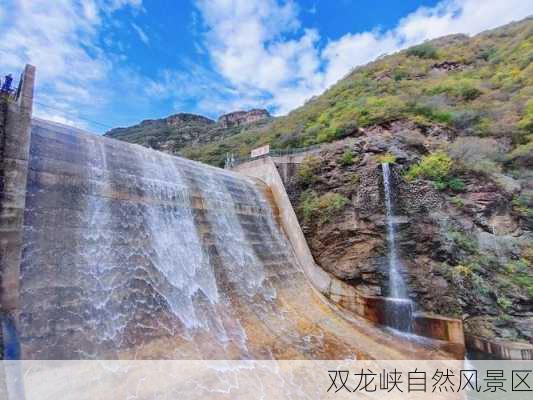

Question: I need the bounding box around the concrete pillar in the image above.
[0,65,35,359]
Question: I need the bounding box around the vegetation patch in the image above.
[349,173,360,185]
[424,78,483,101]
[512,195,533,218]
[450,196,465,208]
[447,137,502,174]
[338,149,356,166]
[448,230,479,254]
[406,43,439,59]
[299,191,349,224]
[296,155,322,186]
[506,258,533,297]
[376,153,396,164]
[405,151,465,191]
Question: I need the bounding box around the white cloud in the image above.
[0,0,143,130]
[193,0,533,115]
[131,22,149,45]
[0,0,531,128]
[194,0,326,114]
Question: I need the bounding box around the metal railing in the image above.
[228,144,321,168]
[0,73,22,102]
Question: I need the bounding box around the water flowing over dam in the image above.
[21,119,290,358]
[15,119,459,360]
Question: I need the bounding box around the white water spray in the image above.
[382,163,408,299]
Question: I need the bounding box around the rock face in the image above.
[105,113,217,152]
[286,119,533,345]
[105,110,271,165]
[217,109,270,128]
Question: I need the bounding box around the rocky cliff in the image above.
[285,119,532,345]
[105,109,271,160]
[217,109,270,128]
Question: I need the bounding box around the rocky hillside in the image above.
[105,109,271,154]
[174,17,532,168]
[284,121,532,345]
[107,18,532,346]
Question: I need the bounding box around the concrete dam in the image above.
[1,66,463,361]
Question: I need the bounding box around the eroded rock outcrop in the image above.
[217,109,270,128]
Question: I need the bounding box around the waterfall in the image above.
[382,163,408,299]
[382,163,413,332]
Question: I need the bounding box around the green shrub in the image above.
[433,179,448,191]
[377,153,396,164]
[393,69,408,81]
[338,149,356,166]
[451,264,473,286]
[405,151,452,181]
[297,155,321,185]
[459,86,482,101]
[356,96,406,126]
[451,110,482,130]
[316,129,335,143]
[512,195,533,218]
[517,100,533,133]
[447,177,466,192]
[298,191,349,223]
[472,273,490,297]
[497,296,512,311]
[479,46,497,61]
[411,104,453,124]
[450,196,465,207]
[424,79,483,102]
[507,139,533,167]
[406,43,438,59]
[299,191,319,222]
[449,230,479,254]
[512,274,533,297]
[405,151,466,191]
[317,124,356,143]
[509,255,533,297]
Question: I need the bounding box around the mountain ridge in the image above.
[105,108,271,154]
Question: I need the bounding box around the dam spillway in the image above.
[0,67,461,360]
[22,119,303,359]
[12,119,454,360]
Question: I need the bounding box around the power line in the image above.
[32,99,114,130]
[16,92,116,130]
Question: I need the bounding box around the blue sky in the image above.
[0,0,532,133]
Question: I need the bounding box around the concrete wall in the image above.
[466,335,533,360]
[269,153,314,184]
[234,156,465,346]
[0,65,35,359]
